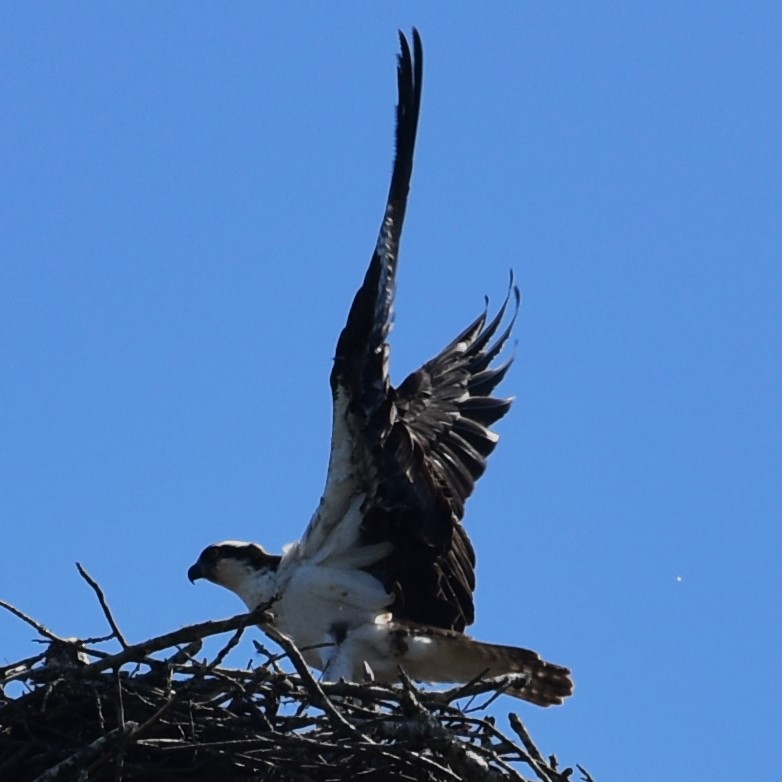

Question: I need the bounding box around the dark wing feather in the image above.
[297,31,422,558]
[364,284,520,631]
[330,29,422,433]
[308,30,518,635]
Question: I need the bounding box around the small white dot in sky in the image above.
[675,576,683,583]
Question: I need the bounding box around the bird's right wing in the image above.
[291,30,518,637]
[365,284,519,631]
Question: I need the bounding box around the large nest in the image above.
[1,566,593,782]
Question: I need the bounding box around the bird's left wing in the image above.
[293,29,423,564]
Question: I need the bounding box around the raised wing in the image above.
[298,29,518,634]
[368,284,519,631]
[297,29,422,560]
[330,30,422,445]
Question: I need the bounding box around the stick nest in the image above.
[1,565,593,782]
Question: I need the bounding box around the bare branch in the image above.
[76,607,271,675]
[0,599,67,644]
[75,562,129,648]
[259,619,375,743]
[30,722,139,782]
[509,712,570,782]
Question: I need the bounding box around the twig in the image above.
[30,722,138,782]
[87,625,251,778]
[76,632,115,644]
[0,599,67,644]
[76,562,129,648]
[259,620,375,743]
[508,713,545,764]
[508,712,564,782]
[0,652,47,682]
[132,625,246,739]
[75,607,272,675]
[392,669,518,782]
[431,674,518,706]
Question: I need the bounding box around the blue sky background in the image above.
[2,4,780,780]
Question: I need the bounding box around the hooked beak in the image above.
[187,563,203,584]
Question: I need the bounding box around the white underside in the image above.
[225,552,518,688]
[217,385,514,687]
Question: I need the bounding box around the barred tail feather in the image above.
[453,637,573,707]
[389,622,573,707]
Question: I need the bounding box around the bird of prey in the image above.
[188,29,572,707]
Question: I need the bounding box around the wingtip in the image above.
[411,27,423,64]
[397,28,411,65]
[396,28,423,100]
[507,269,521,309]
[398,26,422,49]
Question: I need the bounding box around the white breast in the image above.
[272,560,392,670]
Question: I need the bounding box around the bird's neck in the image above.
[230,565,279,611]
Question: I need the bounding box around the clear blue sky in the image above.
[2,4,780,780]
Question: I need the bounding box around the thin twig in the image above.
[0,599,67,644]
[87,625,251,778]
[0,652,47,682]
[75,607,272,675]
[392,668,516,782]
[76,562,129,648]
[508,712,563,782]
[30,722,138,782]
[259,620,375,743]
[431,674,518,706]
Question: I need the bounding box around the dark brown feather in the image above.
[360,285,519,632]
[329,30,519,634]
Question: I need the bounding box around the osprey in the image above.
[189,29,572,707]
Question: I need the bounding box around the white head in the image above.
[188,540,281,610]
